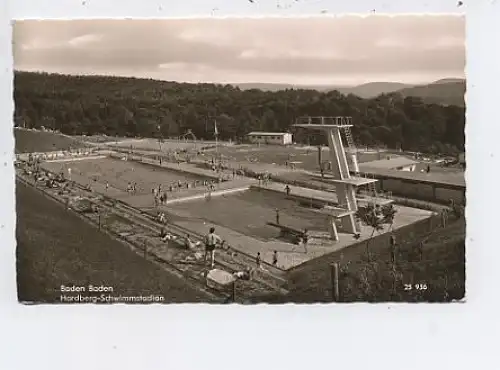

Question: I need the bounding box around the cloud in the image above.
[13,16,465,85]
[68,34,103,47]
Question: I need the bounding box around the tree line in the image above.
[14,71,465,155]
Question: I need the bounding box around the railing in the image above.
[295,116,353,126]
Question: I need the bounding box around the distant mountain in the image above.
[396,79,466,107]
[333,82,413,98]
[431,78,465,85]
[233,78,466,106]
[235,82,411,96]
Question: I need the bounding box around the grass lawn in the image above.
[16,180,214,303]
[15,128,86,154]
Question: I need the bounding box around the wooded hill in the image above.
[235,78,465,106]
[14,71,465,155]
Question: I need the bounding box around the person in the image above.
[256,252,262,268]
[185,234,196,250]
[426,164,431,173]
[275,208,280,225]
[233,267,252,281]
[204,227,222,268]
[285,185,291,196]
[272,251,278,266]
[159,212,167,224]
[302,229,309,253]
[105,182,109,191]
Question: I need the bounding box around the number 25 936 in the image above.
[404,284,428,291]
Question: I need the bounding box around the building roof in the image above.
[358,156,419,170]
[247,132,290,136]
[356,167,465,188]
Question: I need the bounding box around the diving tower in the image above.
[294,116,390,239]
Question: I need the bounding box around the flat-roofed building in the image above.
[247,132,293,145]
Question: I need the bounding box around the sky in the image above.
[12,16,465,86]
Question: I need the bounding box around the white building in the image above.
[247,132,293,145]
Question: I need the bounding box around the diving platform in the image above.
[294,116,353,128]
[322,176,377,187]
[357,196,394,207]
[314,205,355,218]
[293,115,383,238]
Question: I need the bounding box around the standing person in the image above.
[302,229,309,253]
[275,208,280,225]
[256,252,262,268]
[204,227,222,269]
[426,164,431,173]
[285,185,291,196]
[105,182,109,191]
[272,251,278,266]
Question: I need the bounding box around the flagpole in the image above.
[214,119,219,159]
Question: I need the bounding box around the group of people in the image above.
[127,182,138,194]
[257,172,272,186]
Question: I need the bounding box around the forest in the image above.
[14,71,465,155]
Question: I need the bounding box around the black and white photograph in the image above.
[13,16,466,304]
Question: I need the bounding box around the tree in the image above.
[355,203,397,260]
